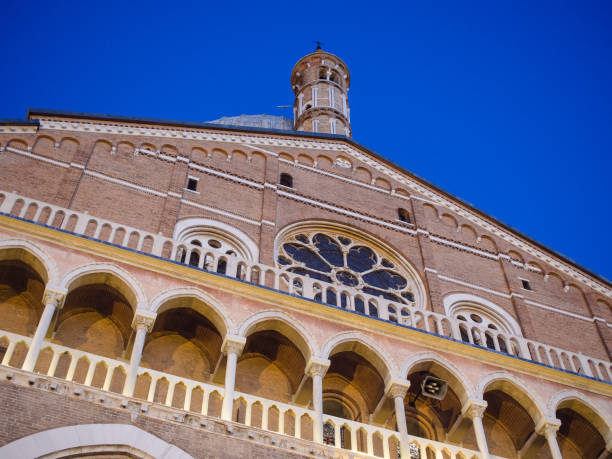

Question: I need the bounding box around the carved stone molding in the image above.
[385,380,411,399]
[535,419,561,439]
[306,358,330,378]
[462,399,488,420]
[222,335,246,356]
[43,288,67,310]
[132,311,156,333]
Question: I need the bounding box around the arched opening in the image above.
[0,424,193,459]
[235,329,307,404]
[173,218,259,262]
[54,283,133,361]
[555,397,609,459]
[403,360,468,442]
[323,340,390,426]
[140,307,222,383]
[0,259,45,337]
[472,378,544,458]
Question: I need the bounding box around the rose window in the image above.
[277,232,415,304]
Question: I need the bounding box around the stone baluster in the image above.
[463,399,490,459]
[220,335,246,421]
[22,288,66,372]
[306,358,330,443]
[123,311,156,396]
[386,381,412,459]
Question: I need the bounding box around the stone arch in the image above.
[547,390,612,437]
[476,372,546,424]
[321,331,396,382]
[0,239,58,286]
[0,423,193,458]
[149,287,232,337]
[400,351,474,404]
[237,310,315,362]
[173,217,259,261]
[59,263,146,311]
[443,293,522,336]
[32,135,56,153]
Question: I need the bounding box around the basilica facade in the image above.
[0,48,610,459]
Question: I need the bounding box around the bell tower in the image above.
[291,46,351,136]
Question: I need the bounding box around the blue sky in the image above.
[2,1,611,281]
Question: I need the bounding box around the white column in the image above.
[123,312,156,396]
[537,420,563,459]
[307,358,330,443]
[599,434,612,459]
[463,400,490,459]
[386,381,411,459]
[220,335,246,421]
[22,289,66,372]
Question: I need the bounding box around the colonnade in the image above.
[14,287,585,459]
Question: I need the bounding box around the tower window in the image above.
[186,177,198,192]
[521,279,532,290]
[280,173,293,188]
[319,68,328,80]
[398,208,411,223]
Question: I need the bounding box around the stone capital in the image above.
[222,335,246,356]
[43,288,67,309]
[462,399,488,420]
[535,418,561,439]
[385,380,411,399]
[306,357,330,378]
[131,311,156,333]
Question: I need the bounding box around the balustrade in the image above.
[0,190,610,383]
[0,329,490,459]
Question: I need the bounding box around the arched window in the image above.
[398,208,411,223]
[276,229,423,306]
[279,173,293,188]
[173,218,259,262]
[319,68,328,80]
[330,71,339,84]
[444,293,523,354]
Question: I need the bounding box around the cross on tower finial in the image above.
[314,40,324,50]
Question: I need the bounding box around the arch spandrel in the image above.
[149,287,232,337]
[59,263,147,311]
[237,310,315,363]
[320,331,397,383]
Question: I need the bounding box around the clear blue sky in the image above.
[2,1,611,281]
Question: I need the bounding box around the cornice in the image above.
[9,117,611,298]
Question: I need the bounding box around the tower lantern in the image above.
[291,47,351,136]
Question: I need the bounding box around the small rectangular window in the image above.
[187,178,198,191]
[521,279,531,290]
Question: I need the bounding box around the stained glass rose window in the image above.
[277,232,415,304]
